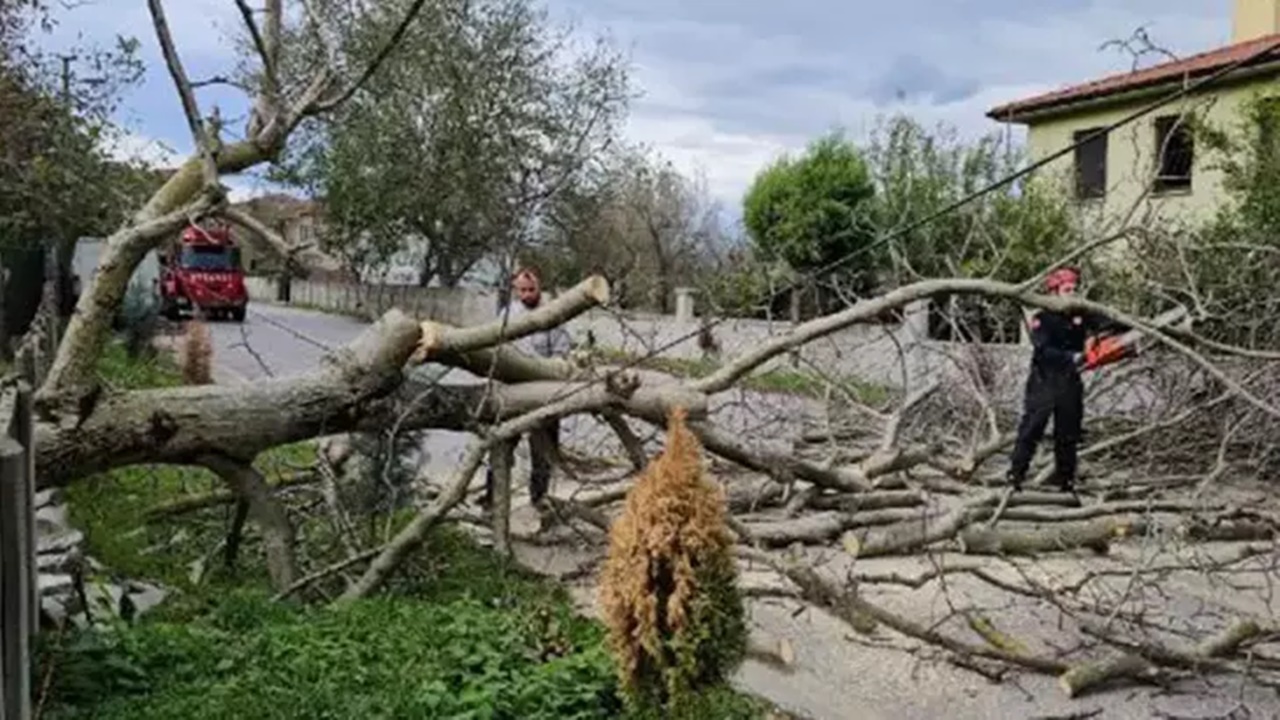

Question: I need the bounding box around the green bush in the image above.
[39,529,775,720]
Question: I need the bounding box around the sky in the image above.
[32,0,1233,213]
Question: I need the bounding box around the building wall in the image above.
[1022,75,1280,234]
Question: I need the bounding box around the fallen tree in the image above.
[24,0,1280,709]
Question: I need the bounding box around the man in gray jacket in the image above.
[481,267,571,509]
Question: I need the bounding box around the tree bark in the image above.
[956,519,1128,556]
[202,454,298,591]
[37,308,422,484]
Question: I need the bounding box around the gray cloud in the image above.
[545,0,1234,204]
[39,0,1243,208]
[866,55,980,106]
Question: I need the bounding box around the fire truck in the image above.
[157,221,249,322]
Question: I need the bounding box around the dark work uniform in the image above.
[1008,309,1124,490]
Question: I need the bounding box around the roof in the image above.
[987,33,1280,122]
[235,193,322,220]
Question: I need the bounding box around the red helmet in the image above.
[1044,266,1080,292]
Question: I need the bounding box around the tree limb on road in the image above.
[36,274,621,485]
[39,0,440,398]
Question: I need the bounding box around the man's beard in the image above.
[520,295,540,309]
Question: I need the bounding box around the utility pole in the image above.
[57,53,76,103]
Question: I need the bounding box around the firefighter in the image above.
[1006,266,1128,492]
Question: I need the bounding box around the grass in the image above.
[39,338,784,720]
[40,529,774,720]
[65,342,318,620]
[599,347,892,406]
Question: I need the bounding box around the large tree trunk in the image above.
[37,276,622,484]
[37,308,423,484]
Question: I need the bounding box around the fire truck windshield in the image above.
[179,245,240,271]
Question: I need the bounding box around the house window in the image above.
[1072,127,1107,199]
[1153,114,1194,193]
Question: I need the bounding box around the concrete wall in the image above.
[246,276,500,327]
[73,238,160,298]
[247,277,1055,404]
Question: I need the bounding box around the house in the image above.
[228,193,508,290]
[230,193,330,276]
[986,0,1280,231]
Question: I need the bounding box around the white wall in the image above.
[72,237,160,297]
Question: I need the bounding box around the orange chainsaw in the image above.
[1079,306,1190,371]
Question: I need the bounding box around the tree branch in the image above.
[147,0,218,188]
[411,275,609,360]
[687,277,1280,420]
[234,0,278,97]
[312,0,432,113]
[201,454,298,591]
[336,377,641,603]
[220,205,342,277]
[39,194,219,398]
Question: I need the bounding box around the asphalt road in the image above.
[205,303,374,383]
[204,302,1280,720]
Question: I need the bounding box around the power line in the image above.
[569,35,1280,394]
[814,35,1280,280]
[250,35,1280,424]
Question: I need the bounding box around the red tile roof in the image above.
[987,33,1280,121]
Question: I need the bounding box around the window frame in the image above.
[1072,126,1108,200]
[1152,114,1194,194]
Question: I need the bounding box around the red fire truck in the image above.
[157,221,248,322]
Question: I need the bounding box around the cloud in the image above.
[544,0,1233,214]
[31,0,1240,221]
[866,55,981,106]
[101,129,186,169]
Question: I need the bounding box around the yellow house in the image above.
[987,0,1280,232]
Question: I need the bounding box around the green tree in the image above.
[0,0,147,349]
[274,0,631,287]
[742,132,878,286]
[535,145,725,311]
[861,115,1081,341]
[863,114,1079,283]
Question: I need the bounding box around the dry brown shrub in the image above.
[598,406,747,712]
[182,320,213,385]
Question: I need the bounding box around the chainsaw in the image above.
[1079,305,1191,370]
